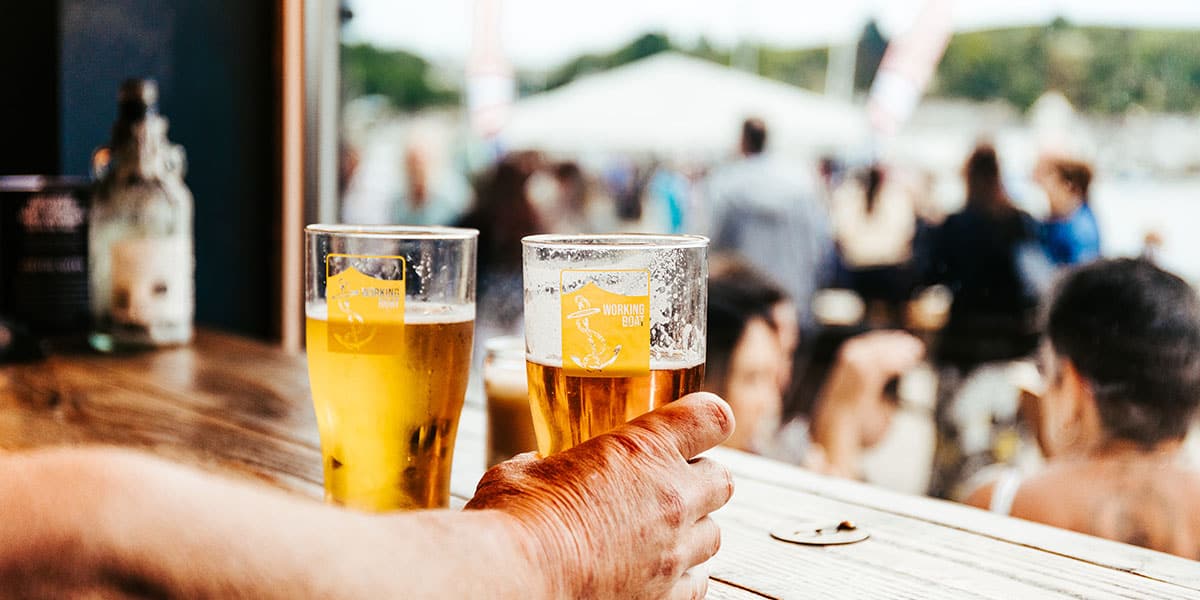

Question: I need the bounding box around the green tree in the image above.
[934,28,1047,110]
[340,43,458,110]
[934,24,1200,114]
[688,36,729,66]
[542,32,672,90]
[758,46,828,91]
[612,32,672,65]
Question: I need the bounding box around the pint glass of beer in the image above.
[304,225,477,511]
[483,336,538,467]
[522,234,707,455]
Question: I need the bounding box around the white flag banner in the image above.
[467,0,514,138]
[867,0,954,136]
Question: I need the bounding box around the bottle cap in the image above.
[117,79,159,121]
[770,519,870,546]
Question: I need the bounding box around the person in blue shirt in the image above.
[1034,156,1101,266]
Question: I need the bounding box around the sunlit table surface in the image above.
[1,330,1197,599]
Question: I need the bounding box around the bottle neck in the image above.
[118,98,156,123]
[109,114,172,184]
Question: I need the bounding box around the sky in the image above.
[342,0,1200,70]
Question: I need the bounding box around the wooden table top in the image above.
[1,330,1197,599]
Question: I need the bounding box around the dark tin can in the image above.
[0,175,92,335]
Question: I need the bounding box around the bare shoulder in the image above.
[1176,464,1200,507]
[1006,464,1080,526]
[1018,461,1200,533]
[962,480,995,510]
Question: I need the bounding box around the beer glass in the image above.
[483,336,538,467]
[305,225,477,511]
[522,234,708,455]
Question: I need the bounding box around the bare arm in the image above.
[0,448,542,599]
[811,331,924,478]
[0,393,734,600]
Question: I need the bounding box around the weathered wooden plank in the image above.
[705,579,773,599]
[0,356,324,498]
[708,448,1200,592]
[455,408,1200,598]
[65,333,322,447]
[436,400,1200,597]
[710,477,1200,599]
[0,340,488,503]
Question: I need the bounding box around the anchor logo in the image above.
[329,276,377,351]
[565,295,621,371]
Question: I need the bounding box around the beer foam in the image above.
[484,366,528,400]
[525,355,704,371]
[306,301,474,324]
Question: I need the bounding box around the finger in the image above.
[667,566,710,600]
[894,335,926,365]
[681,516,722,568]
[469,452,540,501]
[627,392,735,460]
[871,331,925,369]
[506,451,540,465]
[686,457,734,517]
[841,331,924,377]
[484,452,538,478]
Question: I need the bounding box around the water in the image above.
[1090,177,1200,283]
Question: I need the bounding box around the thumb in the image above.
[623,392,736,460]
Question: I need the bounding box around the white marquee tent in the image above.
[500,52,870,158]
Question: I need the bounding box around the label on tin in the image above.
[3,187,91,334]
[560,269,650,377]
[325,253,406,354]
[20,193,86,232]
[110,237,194,329]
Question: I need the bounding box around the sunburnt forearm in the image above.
[0,448,550,599]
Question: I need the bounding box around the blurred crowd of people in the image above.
[338,117,1200,560]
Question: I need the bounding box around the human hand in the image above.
[812,331,925,477]
[465,392,736,600]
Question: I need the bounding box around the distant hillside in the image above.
[935,21,1200,113]
[343,21,1200,115]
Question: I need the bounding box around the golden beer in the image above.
[484,369,538,467]
[306,304,473,511]
[526,360,704,455]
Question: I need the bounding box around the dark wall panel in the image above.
[59,0,277,339]
[0,3,60,175]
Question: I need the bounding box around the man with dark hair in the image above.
[703,118,832,328]
[1045,258,1200,444]
[966,258,1200,559]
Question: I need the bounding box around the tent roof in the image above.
[501,52,869,158]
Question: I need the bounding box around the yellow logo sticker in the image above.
[326,254,406,354]
[561,270,650,377]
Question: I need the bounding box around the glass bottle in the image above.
[88,79,194,351]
